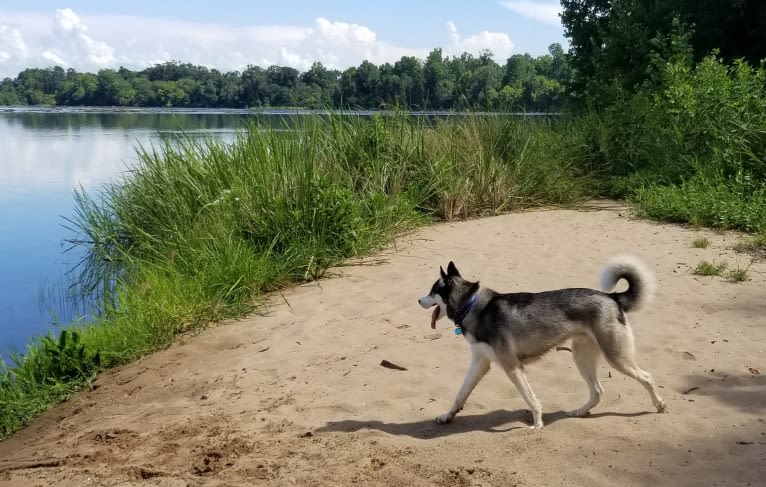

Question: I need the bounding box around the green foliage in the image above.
[691,237,710,249]
[581,55,766,234]
[0,330,100,438]
[735,233,766,259]
[725,267,750,283]
[691,259,750,282]
[692,260,727,276]
[1,48,568,111]
[561,0,766,107]
[26,330,100,384]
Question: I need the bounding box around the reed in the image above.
[0,112,595,439]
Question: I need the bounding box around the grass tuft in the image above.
[726,268,750,283]
[735,232,766,260]
[692,237,710,249]
[692,260,728,277]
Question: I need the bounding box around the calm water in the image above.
[0,108,254,359]
[0,107,542,359]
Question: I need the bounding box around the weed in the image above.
[692,237,710,248]
[735,232,766,259]
[726,268,750,282]
[692,260,728,276]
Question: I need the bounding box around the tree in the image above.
[560,0,766,106]
[240,66,266,107]
[424,49,455,109]
[131,77,155,106]
[465,51,500,108]
[354,61,380,107]
[502,53,536,87]
[337,66,359,107]
[57,72,97,105]
[682,0,766,65]
[392,56,425,108]
[300,62,338,107]
[0,78,23,105]
[1,46,570,111]
[152,80,188,107]
[95,69,135,106]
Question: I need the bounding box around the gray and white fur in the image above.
[418,255,666,430]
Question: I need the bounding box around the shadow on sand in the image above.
[316,408,654,440]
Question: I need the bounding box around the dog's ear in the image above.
[447,261,461,277]
[440,266,448,280]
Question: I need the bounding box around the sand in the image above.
[1,203,765,486]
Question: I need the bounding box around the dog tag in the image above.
[454,327,462,336]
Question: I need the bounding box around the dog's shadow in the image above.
[316,409,653,439]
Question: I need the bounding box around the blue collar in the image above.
[453,293,479,335]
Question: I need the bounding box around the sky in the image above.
[0,1,567,79]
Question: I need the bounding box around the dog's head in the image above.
[418,262,479,329]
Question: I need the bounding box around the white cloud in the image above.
[500,1,563,26]
[0,9,516,78]
[446,21,514,60]
[0,24,29,64]
[47,8,115,67]
[41,50,66,65]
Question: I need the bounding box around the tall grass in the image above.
[0,112,595,439]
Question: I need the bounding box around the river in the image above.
[0,107,257,359]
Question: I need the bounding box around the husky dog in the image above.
[418,256,667,429]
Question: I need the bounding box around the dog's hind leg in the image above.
[609,357,667,413]
[568,335,605,417]
[436,351,490,424]
[600,325,667,413]
[502,365,544,429]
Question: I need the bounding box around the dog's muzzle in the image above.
[418,295,441,329]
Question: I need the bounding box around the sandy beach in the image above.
[1,203,764,486]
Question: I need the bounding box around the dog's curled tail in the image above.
[599,255,655,312]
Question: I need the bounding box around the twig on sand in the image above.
[380,360,407,371]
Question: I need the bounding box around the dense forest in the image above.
[0,44,569,112]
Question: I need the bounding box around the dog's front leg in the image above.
[436,351,490,424]
[504,367,544,429]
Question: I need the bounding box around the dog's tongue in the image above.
[430,307,439,329]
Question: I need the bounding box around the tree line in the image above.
[561,0,766,107]
[0,44,569,112]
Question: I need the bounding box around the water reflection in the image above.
[0,108,249,358]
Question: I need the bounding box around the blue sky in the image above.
[0,1,567,78]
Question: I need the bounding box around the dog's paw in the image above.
[529,422,544,430]
[656,401,668,413]
[435,413,454,425]
[566,408,591,418]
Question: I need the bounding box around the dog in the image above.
[418,256,667,429]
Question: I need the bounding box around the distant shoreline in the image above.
[0,105,558,117]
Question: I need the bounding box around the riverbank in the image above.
[1,205,764,486]
[0,112,595,440]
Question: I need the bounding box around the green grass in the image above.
[692,260,728,276]
[726,267,750,282]
[692,259,751,282]
[692,237,710,248]
[735,232,766,259]
[0,112,596,440]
